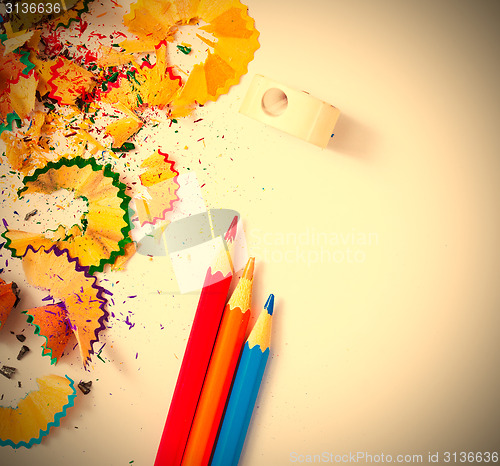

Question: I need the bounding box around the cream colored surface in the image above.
[1,0,500,465]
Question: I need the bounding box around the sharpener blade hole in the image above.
[262,88,288,116]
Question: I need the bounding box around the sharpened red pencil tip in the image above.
[224,215,238,242]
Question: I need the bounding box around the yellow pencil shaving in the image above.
[119,39,158,54]
[196,33,216,49]
[77,130,105,155]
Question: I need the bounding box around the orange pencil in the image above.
[181,257,255,466]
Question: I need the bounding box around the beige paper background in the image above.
[0,0,499,465]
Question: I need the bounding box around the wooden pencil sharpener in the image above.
[239,74,340,148]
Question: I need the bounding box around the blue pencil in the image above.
[211,294,275,466]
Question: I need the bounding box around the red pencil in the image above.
[154,243,233,466]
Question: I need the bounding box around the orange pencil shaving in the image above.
[181,257,255,466]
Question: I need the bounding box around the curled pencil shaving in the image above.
[0,278,20,331]
[49,0,95,30]
[111,241,137,271]
[0,111,57,174]
[123,0,260,117]
[0,374,77,449]
[134,149,180,226]
[2,156,132,275]
[104,104,143,149]
[22,245,108,367]
[97,47,183,110]
[23,302,72,364]
[96,49,182,147]
[0,33,37,132]
[47,56,96,106]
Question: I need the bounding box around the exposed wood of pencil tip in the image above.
[210,240,233,276]
[242,256,255,280]
[227,257,255,311]
[247,294,274,350]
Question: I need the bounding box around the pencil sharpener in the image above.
[239,74,340,148]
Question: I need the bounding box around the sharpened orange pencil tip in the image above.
[242,257,255,280]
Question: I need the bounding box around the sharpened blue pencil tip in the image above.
[264,294,274,315]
